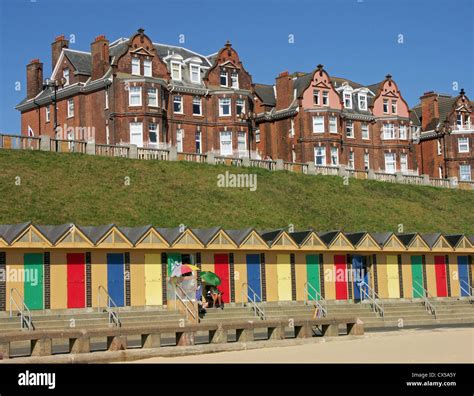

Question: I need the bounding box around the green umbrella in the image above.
[200,271,221,286]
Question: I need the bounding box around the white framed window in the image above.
[143,59,152,77]
[458,137,469,153]
[438,166,443,179]
[383,123,395,139]
[192,97,202,115]
[255,129,260,143]
[437,140,442,155]
[289,118,295,137]
[460,164,471,181]
[231,72,239,89]
[132,58,140,75]
[147,88,158,107]
[457,113,462,128]
[314,146,326,166]
[67,98,74,118]
[383,99,389,113]
[344,92,352,109]
[63,68,70,85]
[238,132,246,152]
[130,122,143,147]
[313,90,319,105]
[399,125,407,139]
[171,61,181,81]
[384,152,396,173]
[364,152,370,170]
[105,89,109,109]
[220,131,232,155]
[348,151,355,169]
[330,147,339,165]
[329,116,337,133]
[129,86,142,107]
[173,95,183,113]
[322,91,329,106]
[358,94,367,110]
[400,153,408,173]
[220,69,228,87]
[106,125,110,145]
[148,123,158,145]
[176,129,184,152]
[345,120,354,138]
[236,98,245,116]
[45,106,50,122]
[312,116,324,133]
[190,64,200,83]
[219,98,231,116]
[361,123,369,139]
[195,130,202,153]
[391,100,397,114]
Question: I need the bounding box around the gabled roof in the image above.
[254,83,276,106]
[370,232,393,247]
[259,229,285,245]
[317,231,340,246]
[77,224,115,245]
[444,234,464,248]
[36,224,74,245]
[289,230,313,245]
[63,49,92,75]
[421,233,442,248]
[0,222,32,244]
[396,233,418,247]
[191,227,222,245]
[224,228,254,246]
[119,225,153,245]
[344,232,367,246]
[155,227,184,245]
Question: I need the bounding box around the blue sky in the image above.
[0,0,472,134]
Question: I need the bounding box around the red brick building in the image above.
[16,29,256,157]
[253,65,416,173]
[411,89,473,181]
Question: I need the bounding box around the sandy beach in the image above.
[134,327,474,363]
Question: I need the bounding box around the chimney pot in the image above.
[30,58,40,64]
[95,35,106,42]
[278,71,289,77]
[55,35,65,42]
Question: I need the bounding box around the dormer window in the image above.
[132,58,140,75]
[144,59,152,77]
[231,72,239,89]
[171,61,181,81]
[220,69,228,86]
[391,100,397,114]
[322,91,329,106]
[358,94,367,110]
[383,99,389,113]
[344,92,352,108]
[313,90,320,105]
[190,64,200,83]
[63,68,70,85]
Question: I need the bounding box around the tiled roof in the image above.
[344,232,366,246]
[191,227,221,245]
[63,49,92,75]
[254,83,276,106]
[119,225,153,245]
[36,224,73,244]
[420,233,442,248]
[371,232,393,246]
[289,230,313,245]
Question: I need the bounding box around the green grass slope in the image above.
[0,150,472,233]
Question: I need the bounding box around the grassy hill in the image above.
[0,149,472,234]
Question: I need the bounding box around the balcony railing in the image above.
[95,144,130,158]
[177,152,207,163]
[374,172,397,183]
[284,162,309,174]
[429,178,450,188]
[50,139,87,154]
[0,134,40,150]
[138,147,169,161]
[314,165,339,176]
[249,159,276,171]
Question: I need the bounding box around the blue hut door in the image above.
[352,255,368,301]
[246,254,261,302]
[107,253,124,307]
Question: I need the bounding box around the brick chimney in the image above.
[51,35,69,71]
[26,59,43,99]
[420,91,439,130]
[91,35,110,80]
[275,71,293,110]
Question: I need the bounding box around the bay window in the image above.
[312,116,324,133]
[220,131,232,155]
[314,146,326,166]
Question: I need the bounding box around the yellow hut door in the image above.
[386,255,400,299]
[145,254,162,306]
[277,254,292,301]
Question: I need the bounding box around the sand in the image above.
[134,327,474,363]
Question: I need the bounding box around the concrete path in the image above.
[134,327,474,363]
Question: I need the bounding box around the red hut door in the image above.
[214,254,230,303]
[67,253,86,308]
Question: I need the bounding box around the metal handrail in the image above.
[174,283,198,322]
[303,282,327,317]
[241,283,266,320]
[358,280,385,318]
[9,288,33,330]
[412,280,437,317]
[459,279,473,298]
[97,285,121,327]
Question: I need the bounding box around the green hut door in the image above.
[411,255,424,298]
[167,253,182,275]
[306,255,321,300]
[24,253,44,310]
